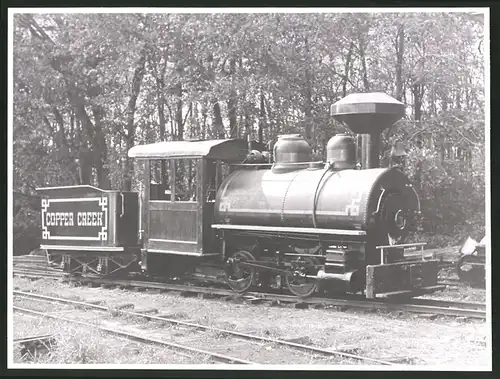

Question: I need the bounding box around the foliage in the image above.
[13,194,41,255]
[12,11,486,247]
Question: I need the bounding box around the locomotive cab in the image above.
[128,139,248,275]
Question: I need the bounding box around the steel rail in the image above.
[12,305,255,365]
[13,291,395,366]
[13,267,61,273]
[13,269,486,319]
[245,291,486,318]
[408,297,485,310]
[13,264,57,268]
[13,260,49,267]
[13,270,63,279]
[13,334,55,344]
[438,278,485,289]
[247,290,486,311]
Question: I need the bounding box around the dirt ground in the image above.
[422,285,486,303]
[11,277,490,368]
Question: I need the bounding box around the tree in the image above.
[12,11,486,249]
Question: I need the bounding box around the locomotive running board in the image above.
[211,224,367,236]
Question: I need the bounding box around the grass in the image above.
[13,315,208,365]
[12,276,490,367]
[159,311,189,320]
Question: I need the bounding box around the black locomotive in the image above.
[37,93,444,299]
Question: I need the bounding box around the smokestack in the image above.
[330,93,404,169]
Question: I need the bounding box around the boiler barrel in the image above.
[214,166,417,232]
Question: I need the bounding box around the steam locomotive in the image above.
[37,93,444,299]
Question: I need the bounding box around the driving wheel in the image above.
[285,256,319,298]
[225,250,256,293]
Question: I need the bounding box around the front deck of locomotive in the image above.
[327,93,444,298]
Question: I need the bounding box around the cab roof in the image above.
[128,138,248,160]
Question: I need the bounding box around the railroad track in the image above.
[439,278,466,287]
[12,268,64,280]
[438,277,485,289]
[12,266,486,319]
[13,291,395,365]
[13,305,253,364]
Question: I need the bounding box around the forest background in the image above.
[11,11,486,254]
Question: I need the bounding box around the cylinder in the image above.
[314,270,363,293]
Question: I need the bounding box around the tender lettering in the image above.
[77,212,104,226]
[45,211,104,227]
[45,212,75,226]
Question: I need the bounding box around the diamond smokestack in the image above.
[330,93,405,169]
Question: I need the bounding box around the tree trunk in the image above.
[212,99,225,139]
[227,57,238,138]
[67,84,110,188]
[52,107,68,149]
[466,77,472,109]
[157,78,166,141]
[342,42,354,97]
[359,36,370,91]
[78,148,93,185]
[303,35,314,147]
[258,90,266,144]
[123,50,146,191]
[244,104,251,140]
[412,83,424,122]
[455,89,461,110]
[201,100,207,140]
[412,82,425,192]
[304,75,313,146]
[441,92,449,112]
[176,82,183,141]
[395,24,405,101]
[92,106,111,189]
[430,85,436,116]
[227,95,238,138]
[189,102,196,139]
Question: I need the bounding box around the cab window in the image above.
[175,159,198,202]
[150,159,171,200]
[205,160,232,202]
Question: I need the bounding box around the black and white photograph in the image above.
[7,7,490,371]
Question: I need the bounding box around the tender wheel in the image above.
[285,257,318,298]
[45,250,60,269]
[225,250,256,293]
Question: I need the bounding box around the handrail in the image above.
[376,242,427,249]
